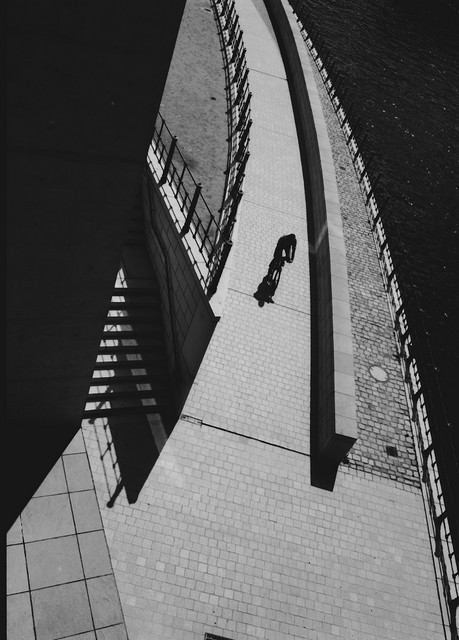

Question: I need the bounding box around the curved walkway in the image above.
[88,3,311,638]
[7,2,447,640]
[82,1,445,639]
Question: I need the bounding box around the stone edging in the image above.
[263,0,358,468]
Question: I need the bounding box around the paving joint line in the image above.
[256,123,297,140]
[249,67,288,81]
[181,414,310,457]
[241,196,307,219]
[227,287,310,315]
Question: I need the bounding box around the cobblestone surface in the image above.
[307,45,420,487]
[7,432,128,640]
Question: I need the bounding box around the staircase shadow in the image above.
[89,355,176,508]
[88,318,178,506]
[85,203,179,508]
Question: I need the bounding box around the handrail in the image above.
[149,114,219,256]
[146,0,252,299]
[147,115,226,296]
[145,154,209,292]
[288,2,458,637]
[210,0,252,243]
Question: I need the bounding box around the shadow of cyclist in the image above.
[253,234,297,306]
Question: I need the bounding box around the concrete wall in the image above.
[142,172,218,415]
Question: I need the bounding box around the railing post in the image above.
[207,239,233,298]
[434,510,447,558]
[159,136,177,185]
[220,0,230,17]
[421,443,435,483]
[216,188,243,250]
[234,74,248,105]
[342,104,355,128]
[365,173,381,204]
[233,151,249,190]
[236,93,251,131]
[230,30,243,62]
[224,4,235,31]
[181,182,202,236]
[449,598,458,640]
[228,14,239,44]
[224,188,243,235]
[235,119,252,163]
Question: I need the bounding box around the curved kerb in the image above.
[264,0,358,476]
[291,8,459,619]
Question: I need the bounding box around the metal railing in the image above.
[145,0,251,299]
[288,1,458,637]
[147,115,230,297]
[211,0,252,238]
[150,114,219,251]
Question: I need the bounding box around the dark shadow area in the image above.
[6,426,81,532]
[104,416,162,508]
[86,204,180,508]
[310,439,341,491]
[307,237,340,492]
[6,0,187,533]
[253,234,296,305]
[89,347,177,508]
[101,416,160,509]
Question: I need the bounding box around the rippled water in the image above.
[296,0,459,431]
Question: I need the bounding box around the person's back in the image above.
[274,234,297,263]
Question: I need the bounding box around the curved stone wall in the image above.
[263,0,357,473]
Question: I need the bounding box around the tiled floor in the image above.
[7,431,128,640]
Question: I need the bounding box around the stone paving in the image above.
[183,41,311,449]
[81,0,445,639]
[7,431,128,640]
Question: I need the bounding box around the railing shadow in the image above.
[88,349,176,507]
[146,0,252,299]
[85,254,177,509]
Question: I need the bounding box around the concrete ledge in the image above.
[263,0,357,469]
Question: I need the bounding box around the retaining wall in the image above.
[264,0,358,471]
[142,171,218,414]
